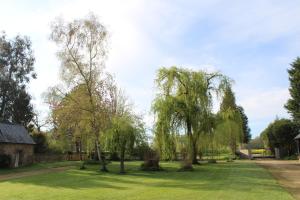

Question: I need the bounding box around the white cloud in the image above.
[238,88,289,121]
[0,0,299,136]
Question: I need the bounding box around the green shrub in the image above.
[109,152,120,161]
[207,159,217,164]
[283,155,298,160]
[140,149,162,171]
[31,132,49,153]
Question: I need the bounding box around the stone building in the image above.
[0,122,35,168]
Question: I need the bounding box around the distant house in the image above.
[0,122,35,168]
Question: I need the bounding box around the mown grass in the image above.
[0,161,294,200]
[0,161,81,175]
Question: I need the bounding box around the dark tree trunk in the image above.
[0,68,13,120]
[230,139,237,156]
[186,118,198,164]
[191,141,199,164]
[100,152,108,172]
[120,148,125,174]
[79,138,82,161]
[0,95,7,120]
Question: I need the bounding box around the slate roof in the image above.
[0,122,35,144]
[295,133,300,140]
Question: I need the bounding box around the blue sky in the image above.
[1,0,300,137]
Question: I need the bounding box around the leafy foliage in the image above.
[31,132,49,153]
[49,13,113,171]
[248,137,264,149]
[285,57,300,125]
[152,66,229,164]
[215,86,243,155]
[261,118,298,156]
[237,106,251,143]
[105,91,146,173]
[0,33,36,126]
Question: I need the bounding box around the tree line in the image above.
[0,13,252,172]
[258,58,300,158]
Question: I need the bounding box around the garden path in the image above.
[256,160,300,200]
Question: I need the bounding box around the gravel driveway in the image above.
[256,160,300,200]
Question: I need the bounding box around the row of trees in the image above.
[0,14,147,173]
[1,13,251,172]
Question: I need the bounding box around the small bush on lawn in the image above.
[178,148,193,171]
[109,152,120,161]
[0,154,11,168]
[178,159,194,171]
[140,149,162,171]
[207,159,217,164]
[225,155,235,162]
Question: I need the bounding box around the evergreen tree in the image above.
[0,33,36,126]
[285,57,300,125]
[237,106,251,143]
[217,86,243,154]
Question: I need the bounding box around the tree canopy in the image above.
[261,118,298,156]
[237,106,251,144]
[285,57,300,125]
[0,33,36,126]
[215,86,243,155]
[152,66,229,164]
[49,13,114,171]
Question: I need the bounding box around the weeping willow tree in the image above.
[153,97,177,160]
[152,66,229,164]
[215,86,244,155]
[104,90,146,174]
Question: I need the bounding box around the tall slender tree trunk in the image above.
[230,138,237,156]
[0,94,8,120]
[120,148,125,174]
[92,112,108,172]
[0,69,13,120]
[186,119,198,164]
[95,139,101,160]
[79,138,82,161]
[95,137,108,172]
[191,140,198,164]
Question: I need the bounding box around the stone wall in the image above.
[0,143,34,168]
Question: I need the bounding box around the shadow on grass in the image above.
[2,161,284,193]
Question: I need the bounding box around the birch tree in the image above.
[49,13,114,171]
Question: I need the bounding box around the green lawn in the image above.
[0,161,294,200]
[0,161,81,175]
